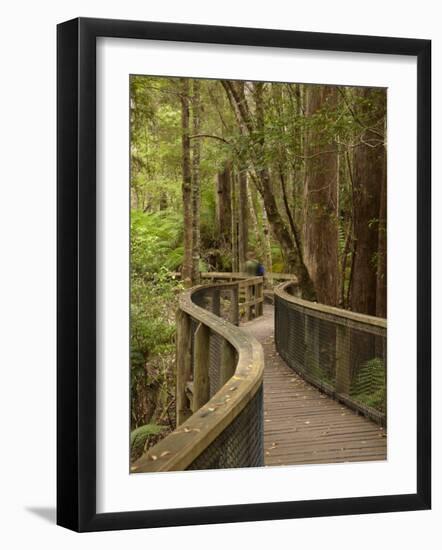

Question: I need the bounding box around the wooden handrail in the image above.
[275,281,387,332]
[132,279,264,473]
[275,281,387,425]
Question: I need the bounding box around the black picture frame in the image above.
[57,17,431,532]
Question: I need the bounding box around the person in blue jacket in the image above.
[245,256,265,277]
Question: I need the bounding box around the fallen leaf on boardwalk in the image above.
[150,455,158,461]
[208,407,216,412]
[184,427,201,433]
[265,419,272,422]
[305,421,310,424]
[160,451,171,457]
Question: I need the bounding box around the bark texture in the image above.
[303,85,339,306]
[191,80,201,284]
[238,171,249,271]
[350,87,386,316]
[216,162,232,249]
[180,78,193,286]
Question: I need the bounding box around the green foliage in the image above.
[130,208,184,432]
[350,357,386,413]
[130,424,165,461]
[128,75,387,453]
[131,266,182,362]
[131,209,184,273]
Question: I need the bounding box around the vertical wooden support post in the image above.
[212,288,220,317]
[230,284,239,326]
[220,340,236,386]
[257,281,263,316]
[335,323,351,395]
[193,322,210,411]
[245,281,253,321]
[176,309,192,425]
[304,315,319,376]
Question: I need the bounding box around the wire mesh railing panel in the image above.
[187,386,264,470]
[209,331,222,397]
[348,329,387,417]
[133,278,263,472]
[275,292,387,425]
[185,282,264,469]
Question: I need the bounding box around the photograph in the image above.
[129,75,388,473]
[0,0,434,541]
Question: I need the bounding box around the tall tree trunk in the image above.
[180,78,193,286]
[238,171,249,271]
[350,87,386,315]
[231,169,239,272]
[376,148,387,318]
[303,85,339,306]
[253,82,315,298]
[247,182,265,262]
[221,79,314,295]
[261,199,273,274]
[216,162,232,249]
[191,80,201,284]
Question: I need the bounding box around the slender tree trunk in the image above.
[216,162,232,249]
[253,82,315,298]
[238,171,249,271]
[247,182,265,261]
[180,78,193,286]
[376,147,387,318]
[231,169,239,272]
[261,199,273,274]
[191,80,201,284]
[303,85,339,306]
[221,79,315,298]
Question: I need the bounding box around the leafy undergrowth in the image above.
[350,357,386,413]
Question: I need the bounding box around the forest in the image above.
[129,76,387,461]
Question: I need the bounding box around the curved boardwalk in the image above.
[242,305,387,467]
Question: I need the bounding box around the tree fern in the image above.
[350,357,386,413]
[130,424,165,461]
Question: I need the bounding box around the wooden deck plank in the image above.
[241,305,387,467]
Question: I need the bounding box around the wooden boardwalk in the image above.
[242,305,387,467]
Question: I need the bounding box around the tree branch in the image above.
[189,133,231,145]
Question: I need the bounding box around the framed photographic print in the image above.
[57,17,431,532]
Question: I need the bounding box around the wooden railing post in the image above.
[176,309,192,425]
[230,284,239,326]
[245,281,253,321]
[220,340,236,386]
[257,280,263,316]
[193,322,210,411]
[335,324,351,395]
